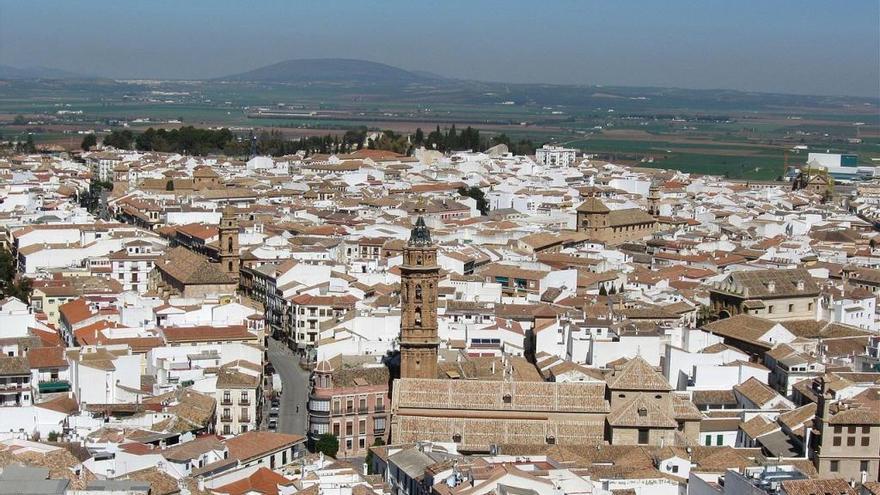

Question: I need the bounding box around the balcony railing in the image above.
[221,398,233,406]
[38,380,71,393]
[220,415,232,422]
[238,399,250,406]
[240,415,250,423]
[374,405,385,413]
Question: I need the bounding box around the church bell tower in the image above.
[219,205,240,283]
[398,213,439,379]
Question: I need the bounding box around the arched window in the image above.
[414,307,422,327]
[228,261,233,272]
[415,284,422,302]
[227,236,233,252]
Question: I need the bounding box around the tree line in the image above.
[91,125,537,158]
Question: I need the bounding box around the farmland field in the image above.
[1,77,877,179]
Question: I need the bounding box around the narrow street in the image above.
[266,337,311,436]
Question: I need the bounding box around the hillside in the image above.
[218,58,433,84]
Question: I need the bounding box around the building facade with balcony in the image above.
[308,357,390,458]
[0,356,33,407]
[215,367,260,436]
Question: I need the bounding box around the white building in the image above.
[535,145,577,167]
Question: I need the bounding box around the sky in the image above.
[1,0,878,97]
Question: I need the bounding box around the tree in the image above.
[12,115,26,125]
[599,285,608,296]
[103,129,134,149]
[81,133,97,151]
[17,134,36,153]
[0,246,31,303]
[314,433,339,458]
[457,185,489,215]
[365,437,386,474]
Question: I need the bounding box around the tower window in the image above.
[414,307,422,327]
[227,236,233,252]
[415,284,422,302]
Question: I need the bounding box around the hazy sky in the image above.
[1,0,878,97]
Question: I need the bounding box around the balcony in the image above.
[0,382,28,392]
[221,398,233,406]
[239,415,250,423]
[38,380,71,393]
[358,407,368,414]
[374,405,385,413]
[220,414,232,422]
[238,399,250,406]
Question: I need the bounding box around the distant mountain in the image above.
[219,58,435,84]
[0,64,92,80]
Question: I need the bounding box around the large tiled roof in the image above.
[393,414,605,449]
[393,378,608,414]
[154,246,233,285]
[607,208,657,227]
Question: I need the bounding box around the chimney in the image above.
[766,281,776,293]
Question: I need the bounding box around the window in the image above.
[705,435,712,446]
[788,304,794,312]
[671,465,679,474]
[861,461,870,473]
[862,426,871,434]
[830,460,839,472]
[768,305,774,314]
[847,437,856,447]
[332,423,340,437]
[716,434,724,446]
[359,419,366,434]
[374,417,386,432]
[346,422,353,436]
[848,426,857,434]
[637,429,649,445]
[359,437,366,449]
[345,439,352,450]
[862,436,870,447]
[833,436,841,446]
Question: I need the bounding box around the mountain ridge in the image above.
[217,58,435,84]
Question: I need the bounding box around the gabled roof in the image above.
[606,356,672,392]
[224,431,305,463]
[607,393,678,428]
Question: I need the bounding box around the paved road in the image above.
[266,337,311,436]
